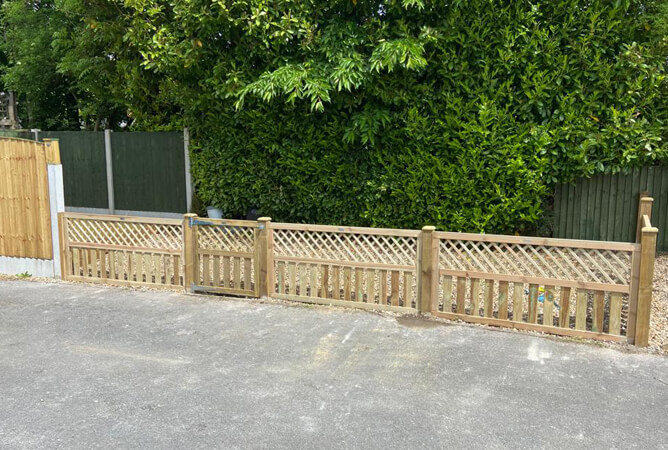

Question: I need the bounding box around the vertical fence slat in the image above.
[310,264,319,297]
[528,284,538,324]
[390,271,399,306]
[287,262,295,295]
[456,278,466,314]
[404,272,413,309]
[367,270,375,304]
[609,293,622,335]
[356,268,365,302]
[497,280,508,320]
[378,270,387,305]
[543,286,554,327]
[332,266,340,300]
[277,262,284,294]
[442,276,453,313]
[320,265,328,299]
[592,291,604,333]
[513,283,523,322]
[471,279,481,316]
[575,291,587,331]
[343,267,352,301]
[483,279,493,318]
[213,256,220,286]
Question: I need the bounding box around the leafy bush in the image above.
[185,1,667,232]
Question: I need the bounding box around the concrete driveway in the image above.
[0,280,666,449]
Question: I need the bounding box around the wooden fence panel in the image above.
[60,213,183,289]
[0,138,53,259]
[432,231,639,342]
[40,131,108,209]
[111,132,186,213]
[270,223,419,312]
[554,166,668,251]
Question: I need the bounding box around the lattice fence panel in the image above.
[439,239,633,286]
[197,225,255,253]
[273,229,418,267]
[66,217,182,250]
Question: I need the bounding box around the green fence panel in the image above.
[554,166,668,251]
[111,131,186,213]
[0,130,36,140]
[40,131,109,209]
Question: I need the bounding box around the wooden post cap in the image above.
[257,217,272,222]
[422,226,436,232]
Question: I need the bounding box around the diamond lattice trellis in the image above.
[439,239,633,286]
[197,225,255,253]
[273,229,417,267]
[67,218,182,250]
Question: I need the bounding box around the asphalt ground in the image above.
[1,280,666,449]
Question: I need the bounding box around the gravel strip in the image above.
[650,252,668,354]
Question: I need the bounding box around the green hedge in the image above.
[183,1,667,233]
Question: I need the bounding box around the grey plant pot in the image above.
[206,207,223,219]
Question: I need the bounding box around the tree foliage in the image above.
[1,0,667,231]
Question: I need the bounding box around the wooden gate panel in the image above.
[190,217,259,297]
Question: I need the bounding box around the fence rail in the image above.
[57,197,659,346]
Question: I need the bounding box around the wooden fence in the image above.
[430,232,637,343]
[0,138,58,259]
[270,223,420,313]
[58,199,658,346]
[0,130,191,214]
[554,165,668,251]
[59,213,183,289]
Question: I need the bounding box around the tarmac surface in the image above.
[1,280,667,449]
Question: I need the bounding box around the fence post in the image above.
[44,139,65,277]
[104,129,115,214]
[57,213,69,279]
[183,213,198,292]
[635,192,652,243]
[417,226,436,313]
[628,194,653,342]
[635,220,658,347]
[256,217,272,298]
[183,127,193,213]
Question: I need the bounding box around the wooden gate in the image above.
[184,216,260,296]
[0,138,58,259]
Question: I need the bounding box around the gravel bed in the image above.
[650,252,668,354]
